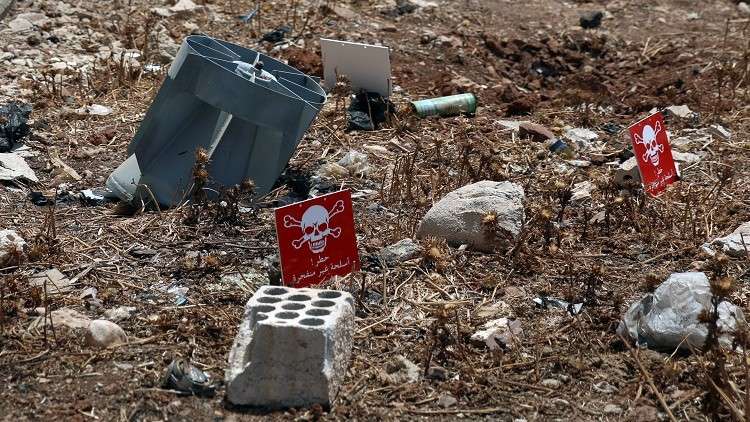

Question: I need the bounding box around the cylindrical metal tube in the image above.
[411,93,477,118]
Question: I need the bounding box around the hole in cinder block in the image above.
[306,308,331,317]
[258,296,282,304]
[312,300,335,308]
[266,287,289,296]
[319,291,342,299]
[300,318,325,326]
[256,313,269,321]
[255,305,276,313]
[276,311,299,319]
[282,303,305,311]
[288,294,312,302]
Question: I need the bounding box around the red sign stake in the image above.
[628,112,678,195]
[274,189,360,288]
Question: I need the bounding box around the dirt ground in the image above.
[1,0,750,420]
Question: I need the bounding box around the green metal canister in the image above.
[410,93,477,118]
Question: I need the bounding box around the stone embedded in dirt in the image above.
[104,306,137,322]
[379,239,422,265]
[170,0,201,13]
[470,318,522,350]
[614,156,640,188]
[426,365,448,381]
[0,153,38,182]
[85,320,128,348]
[417,181,525,253]
[518,122,555,142]
[617,272,746,352]
[739,2,750,16]
[28,268,73,294]
[604,404,623,415]
[226,286,355,408]
[663,105,695,119]
[541,378,562,388]
[580,11,604,29]
[382,355,420,384]
[29,307,91,332]
[438,393,458,408]
[702,222,750,257]
[0,229,25,265]
[7,17,33,33]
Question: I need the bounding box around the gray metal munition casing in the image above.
[107,35,326,207]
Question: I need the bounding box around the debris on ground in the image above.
[533,296,584,316]
[337,150,370,176]
[618,272,746,351]
[103,306,137,322]
[162,359,216,396]
[563,127,599,150]
[410,93,477,118]
[614,156,640,188]
[226,286,354,408]
[708,123,731,140]
[347,91,395,131]
[518,122,555,142]
[261,25,291,43]
[0,101,31,152]
[76,104,112,116]
[579,11,603,29]
[417,181,525,252]
[470,317,523,350]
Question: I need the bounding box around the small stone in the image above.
[580,11,604,29]
[614,156,640,188]
[85,320,128,348]
[77,104,112,116]
[470,318,522,350]
[672,151,700,164]
[28,269,72,294]
[0,153,38,182]
[541,378,562,388]
[739,2,750,16]
[0,230,25,265]
[438,393,458,408]
[518,122,555,142]
[383,355,421,384]
[632,405,660,421]
[564,127,599,150]
[170,0,201,13]
[426,365,448,381]
[603,404,623,415]
[704,222,750,257]
[663,105,694,119]
[104,306,137,322]
[8,17,33,33]
[380,239,422,265]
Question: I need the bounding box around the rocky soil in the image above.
[1,0,750,420]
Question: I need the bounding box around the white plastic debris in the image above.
[0,153,38,182]
[571,181,594,202]
[617,272,746,351]
[77,104,112,116]
[470,318,522,350]
[337,150,369,176]
[708,124,731,141]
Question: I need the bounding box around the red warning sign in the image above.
[629,112,678,195]
[274,189,360,288]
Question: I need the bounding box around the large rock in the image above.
[617,272,745,351]
[417,181,524,252]
[226,286,354,408]
[85,320,128,348]
[702,222,750,257]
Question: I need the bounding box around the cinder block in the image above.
[226,286,355,408]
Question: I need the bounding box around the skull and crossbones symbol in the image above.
[634,121,664,167]
[284,200,345,254]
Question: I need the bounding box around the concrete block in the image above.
[226,286,355,409]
